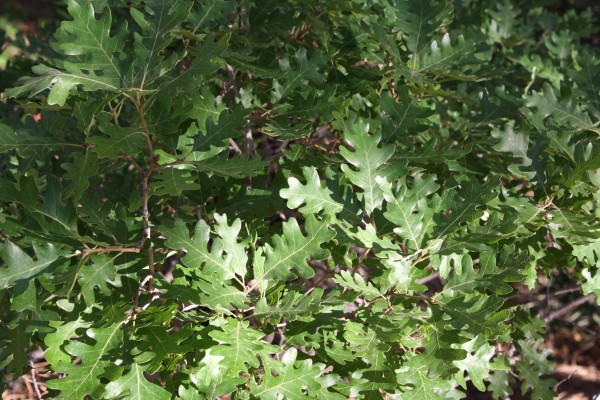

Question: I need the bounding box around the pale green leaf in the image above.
[104,363,171,400]
[280,166,343,216]
[46,323,123,399]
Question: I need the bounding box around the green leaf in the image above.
[280,166,343,216]
[524,82,595,132]
[160,216,247,283]
[77,254,131,306]
[343,320,391,370]
[0,123,78,154]
[62,151,99,201]
[192,107,247,152]
[5,65,119,107]
[435,179,498,238]
[442,248,528,296]
[564,142,600,187]
[381,173,441,250]
[157,33,229,96]
[46,323,124,399]
[389,0,453,57]
[382,253,429,293]
[209,318,280,375]
[189,0,233,33]
[409,33,475,80]
[573,240,600,266]
[188,349,244,398]
[44,318,92,367]
[0,242,67,288]
[396,355,460,400]
[254,288,326,322]
[515,338,556,400]
[55,0,125,85]
[491,121,531,166]
[6,0,126,104]
[185,154,267,178]
[271,48,328,102]
[435,294,511,338]
[250,348,342,399]
[196,276,249,311]
[333,270,384,301]
[105,363,171,400]
[152,167,197,196]
[89,125,147,159]
[582,268,600,303]
[338,114,403,214]
[129,0,192,89]
[569,52,600,119]
[253,215,335,290]
[487,370,515,399]
[452,337,498,391]
[5,321,28,376]
[380,90,433,139]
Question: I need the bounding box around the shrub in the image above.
[0,0,598,398]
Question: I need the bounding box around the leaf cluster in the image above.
[0,0,598,398]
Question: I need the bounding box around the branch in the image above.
[130,94,159,294]
[119,151,143,172]
[224,62,240,98]
[133,94,155,159]
[29,360,42,400]
[81,246,141,256]
[544,293,596,323]
[139,169,155,291]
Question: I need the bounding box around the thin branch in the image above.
[156,159,186,169]
[544,293,596,323]
[133,94,155,159]
[244,124,254,189]
[140,169,155,290]
[119,151,143,172]
[244,124,255,159]
[416,271,440,285]
[29,360,42,400]
[225,63,240,98]
[228,137,243,155]
[127,274,154,325]
[130,94,159,294]
[81,246,141,256]
[508,285,583,304]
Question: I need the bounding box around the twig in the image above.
[553,373,572,392]
[544,293,596,323]
[140,169,155,291]
[133,94,155,159]
[81,246,141,255]
[508,285,582,303]
[119,151,143,172]
[552,286,582,296]
[225,63,240,98]
[228,138,243,155]
[127,274,155,324]
[351,59,387,69]
[244,124,255,160]
[416,271,440,285]
[130,94,159,294]
[182,304,202,312]
[244,124,255,189]
[29,360,42,400]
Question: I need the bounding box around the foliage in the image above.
[0,0,599,398]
